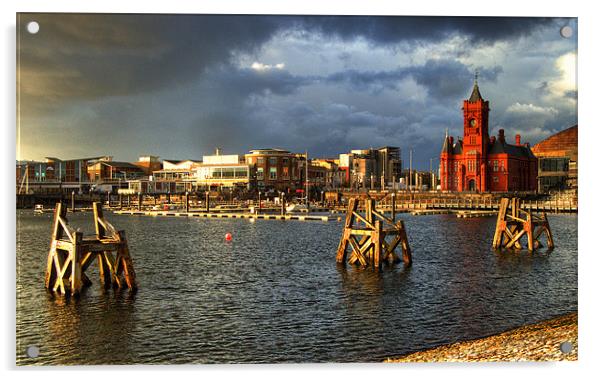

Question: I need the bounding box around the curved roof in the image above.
[531,125,577,159]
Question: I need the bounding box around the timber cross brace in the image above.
[45,202,137,296]
[336,198,412,270]
[492,197,555,252]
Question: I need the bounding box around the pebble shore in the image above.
[385,312,577,362]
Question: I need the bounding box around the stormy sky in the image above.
[17,14,577,170]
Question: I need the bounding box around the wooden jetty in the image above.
[336,198,412,269]
[410,209,452,216]
[112,209,333,222]
[492,198,554,252]
[45,202,137,296]
[456,210,498,218]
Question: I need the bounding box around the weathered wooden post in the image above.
[391,192,396,220]
[336,197,412,270]
[167,191,171,204]
[185,191,190,213]
[71,191,75,212]
[205,191,210,213]
[258,191,262,214]
[281,192,285,216]
[492,197,554,252]
[137,192,142,211]
[45,202,137,296]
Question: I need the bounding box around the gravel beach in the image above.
[385,312,577,362]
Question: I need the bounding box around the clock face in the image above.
[469,119,476,127]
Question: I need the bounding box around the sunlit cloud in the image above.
[251,62,286,71]
[549,52,577,100]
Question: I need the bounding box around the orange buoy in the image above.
[225,233,232,241]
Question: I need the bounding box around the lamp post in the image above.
[205,190,210,213]
[391,192,396,220]
[321,190,324,207]
[281,191,285,216]
[137,191,142,211]
[258,191,262,214]
[71,190,75,212]
[185,191,189,213]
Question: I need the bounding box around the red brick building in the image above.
[440,79,538,192]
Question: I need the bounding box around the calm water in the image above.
[16,210,578,364]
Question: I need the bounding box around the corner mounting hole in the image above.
[559,341,573,354]
[26,345,40,358]
[560,26,573,38]
[26,21,39,34]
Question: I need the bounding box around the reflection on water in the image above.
[16,211,577,364]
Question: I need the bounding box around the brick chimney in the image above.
[515,134,521,145]
[498,129,505,143]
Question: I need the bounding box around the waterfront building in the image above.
[531,125,578,192]
[16,156,111,194]
[439,78,538,192]
[339,147,402,190]
[377,146,403,188]
[311,158,345,189]
[351,149,379,189]
[338,153,353,186]
[196,150,255,191]
[133,155,162,175]
[87,159,145,192]
[245,148,302,192]
[307,163,328,188]
[162,159,201,171]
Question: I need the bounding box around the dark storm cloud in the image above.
[292,16,559,45]
[210,66,315,97]
[18,14,556,106]
[18,13,575,165]
[18,13,281,104]
[182,62,467,158]
[325,59,503,100]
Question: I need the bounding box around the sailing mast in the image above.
[305,150,309,210]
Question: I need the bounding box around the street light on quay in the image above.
[258,191,262,214]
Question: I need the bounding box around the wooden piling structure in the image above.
[492,197,554,252]
[336,198,412,270]
[44,202,137,296]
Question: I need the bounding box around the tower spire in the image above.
[468,70,483,102]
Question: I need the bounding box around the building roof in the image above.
[531,125,578,159]
[488,139,536,158]
[468,82,484,102]
[452,139,463,154]
[441,136,450,153]
[45,156,109,162]
[247,148,291,154]
[93,161,143,170]
[163,159,202,164]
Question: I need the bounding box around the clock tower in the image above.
[462,73,490,191]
